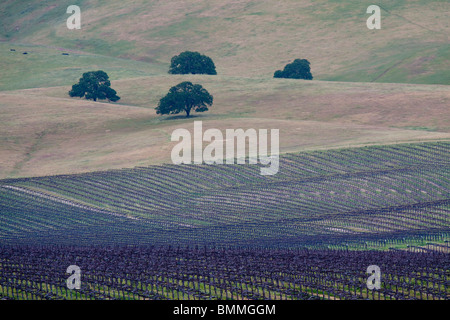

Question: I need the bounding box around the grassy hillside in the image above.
[0,42,164,91]
[1,0,449,85]
[0,0,448,178]
[1,76,449,179]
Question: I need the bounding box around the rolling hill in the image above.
[1,77,449,178]
[0,1,449,302]
[0,0,449,178]
[0,0,449,85]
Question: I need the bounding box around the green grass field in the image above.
[1,0,449,85]
[0,0,449,178]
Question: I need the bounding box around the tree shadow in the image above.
[160,114,205,121]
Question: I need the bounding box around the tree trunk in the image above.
[186,108,190,117]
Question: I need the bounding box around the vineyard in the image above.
[0,141,449,300]
[0,246,448,300]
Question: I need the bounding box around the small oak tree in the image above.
[274,59,313,80]
[169,51,217,75]
[69,70,120,102]
[156,81,213,117]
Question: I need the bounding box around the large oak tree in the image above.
[274,59,313,80]
[169,51,217,75]
[156,81,213,117]
[69,70,120,102]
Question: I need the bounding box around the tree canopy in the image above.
[69,70,120,102]
[156,81,213,117]
[169,51,217,75]
[274,59,313,80]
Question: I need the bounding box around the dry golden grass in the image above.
[1,76,449,179]
[1,1,448,178]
